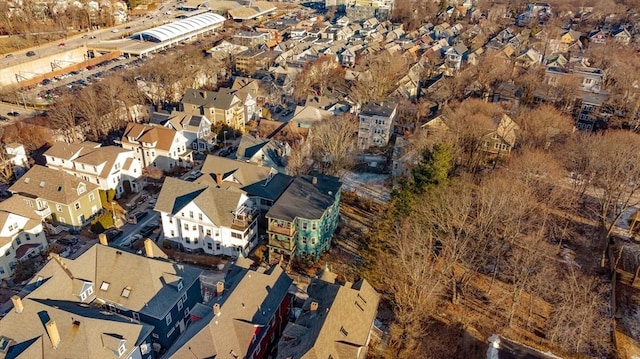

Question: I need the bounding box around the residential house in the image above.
[121,123,192,172]
[155,177,259,257]
[9,165,101,228]
[0,196,48,280]
[612,27,632,45]
[164,257,293,359]
[266,174,341,262]
[545,66,604,93]
[197,155,291,213]
[588,29,607,45]
[357,101,398,150]
[0,241,203,354]
[514,48,542,68]
[234,48,277,75]
[2,143,28,177]
[44,141,143,198]
[481,114,520,157]
[444,44,468,72]
[336,16,350,27]
[161,111,215,153]
[276,271,380,359]
[181,88,246,131]
[235,133,291,172]
[394,60,425,101]
[340,44,363,67]
[233,31,270,47]
[291,105,333,129]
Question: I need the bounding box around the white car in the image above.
[111,29,120,33]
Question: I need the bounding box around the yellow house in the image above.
[9,165,101,228]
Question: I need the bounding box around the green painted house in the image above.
[266,174,342,262]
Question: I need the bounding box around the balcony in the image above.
[268,236,295,253]
[231,205,257,230]
[35,206,51,218]
[267,221,296,237]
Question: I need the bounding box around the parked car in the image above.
[105,229,123,241]
[0,116,9,122]
[7,111,19,117]
[140,224,159,237]
[4,54,13,58]
[127,211,148,224]
[57,236,79,246]
[58,43,65,48]
[122,234,143,247]
[26,51,35,57]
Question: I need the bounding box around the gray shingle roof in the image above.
[277,275,380,359]
[359,101,397,118]
[27,244,202,319]
[198,155,277,188]
[0,297,154,359]
[164,258,292,358]
[9,165,98,204]
[266,175,341,222]
[182,88,238,110]
[155,177,246,228]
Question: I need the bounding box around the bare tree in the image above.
[293,55,346,101]
[515,104,573,150]
[310,113,358,176]
[349,52,409,104]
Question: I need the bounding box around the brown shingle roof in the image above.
[44,141,101,160]
[9,165,98,204]
[121,123,180,152]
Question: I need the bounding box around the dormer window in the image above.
[77,184,86,195]
[117,343,126,357]
[177,280,183,291]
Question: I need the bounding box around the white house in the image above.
[120,123,192,172]
[44,141,143,198]
[357,101,398,150]
[161,111,215,153]
[0,196,48,280]
[4,143,28,174]
[155,177,259,257]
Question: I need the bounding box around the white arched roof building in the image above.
[137,12,225,43]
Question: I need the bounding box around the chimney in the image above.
[144,239,154,258]
[216,281,224,296]
[310,301,319,312]
[213,303,221,316]
[216,173,223,185]
[11,296,23,313]
[45,320,61,349]
[312,176,318,185]
[98,233,108,246]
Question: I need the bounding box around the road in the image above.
[0,0,181,65]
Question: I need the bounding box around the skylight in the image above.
[100,281,110,291]
[121,287,131,298]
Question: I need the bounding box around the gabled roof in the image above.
[121,123,182,152]
[0,296,154,359]
[266,174,341,222]
[198,155,276,189]
[165,258,293,358]
[44,141,101,161]
[155,177,246,228]
[360,101,397,118]
[9,165,98,204]
[182,88,239,110]
[27,244,202,319]
[276,275,380,359]
[164,111,211,133]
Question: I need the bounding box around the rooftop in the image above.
[266,174,342,222]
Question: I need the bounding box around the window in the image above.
[198,213,203,221]
[216,243,221,251]
[121,287,131,298]
[311,237,316,245]
[184,224,189,230]
[56,204,62,212]
[171,230,175,236]
[312,222,317,231]
[206,229,211,236]
[340,326,349,336]
[177,281,183,291]
[302,236,307,244]
[189,211,193,218]
[301,221,307,230]
[192,225,196,231]
[117,342,126,356]
[178,299,183,311]
[100,281,110,291]
[231,232,242,239]
[74,202,81,210]
[133,312,140,321]
[182,292,187,302]
[87,286,93,296]
[185,307,190,317]
[166,313,172,326]
[80,292,87,301]
[89,193,95,202]
[207,242,213,250]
